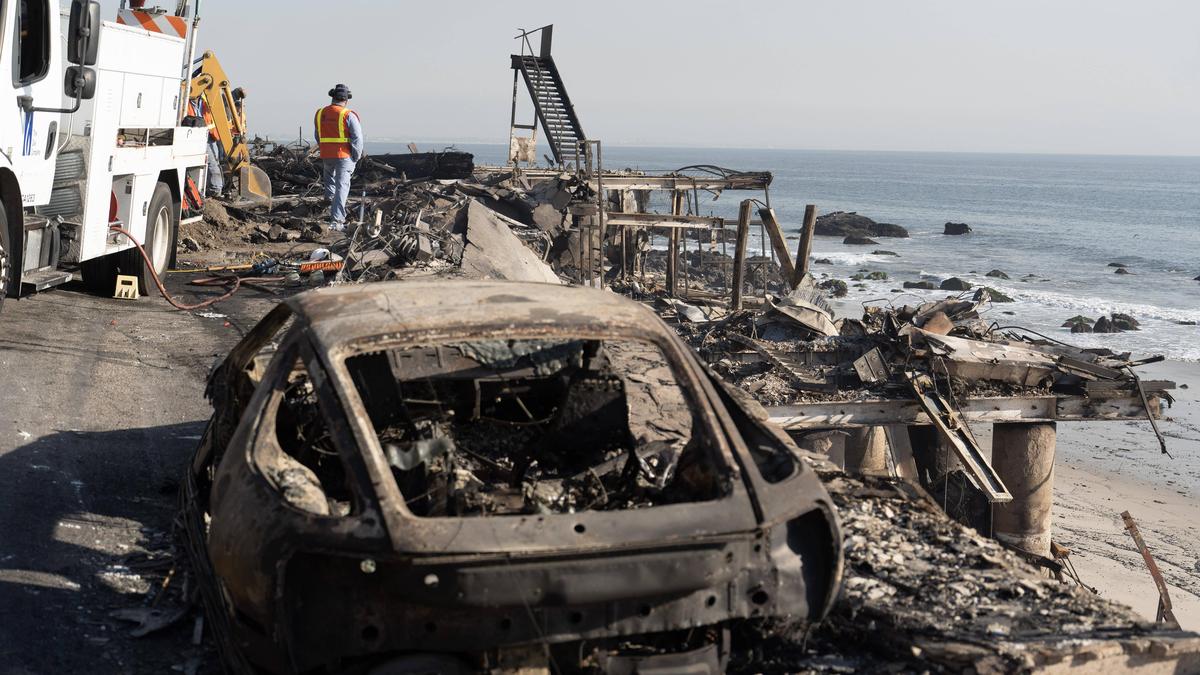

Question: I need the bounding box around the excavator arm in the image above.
[189,51,272,203]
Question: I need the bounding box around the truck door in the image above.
[7,0,61,205]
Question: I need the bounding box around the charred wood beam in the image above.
[759,207,795,285]
[793,204,817,286]
[767,393,1168,429]
[730,200,752,310]
[605,212,725,230]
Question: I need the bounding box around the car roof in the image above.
[285,280,673,350]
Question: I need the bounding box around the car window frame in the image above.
[325,327,741,521]
[247,334,379,521]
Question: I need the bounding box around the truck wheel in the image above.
[0,204,10,313]
[119,182,176,296]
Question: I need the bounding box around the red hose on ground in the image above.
[109,225,241,311]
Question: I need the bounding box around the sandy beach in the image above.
[963,359,1200,627]
[1050,359,1200,628]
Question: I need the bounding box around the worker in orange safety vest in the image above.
[313,84,364,230]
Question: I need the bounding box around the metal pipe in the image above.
[177,0,202,126]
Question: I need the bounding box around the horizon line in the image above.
[258,133,1200,160]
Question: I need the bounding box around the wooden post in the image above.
[792,204,817,287]
[1121,511,1180,627]
[731,200,752,310]
[667,191,683,297]
[758,208,795,286]
[992,422,1056,557]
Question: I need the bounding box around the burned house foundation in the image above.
[172,23,1200,674]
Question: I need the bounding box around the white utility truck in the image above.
[0,0,207,313]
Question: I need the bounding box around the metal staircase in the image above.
[510,26,586,166]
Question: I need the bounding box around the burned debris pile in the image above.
[810,474,1183,673]
[180,143,1191,670]
[342,337,714,517]
[186,147,634,286]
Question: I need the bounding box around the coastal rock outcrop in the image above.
[1088,313,1139,333]
[1114,268,1133,275]
[816,211,910,238]
[818,279,848,297]
[873,250,899,256]
[903,281,937,290]
[974,286,1014,303]
[1111,313,1140,331]
[943,222,972,235]
[844,235,879,246]
[985,269,1010,279]
[940,277,972,291]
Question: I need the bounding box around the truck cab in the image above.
[0,0,207,313]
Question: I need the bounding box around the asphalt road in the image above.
[0,277,281,674]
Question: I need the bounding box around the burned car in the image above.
[182,281,842,674]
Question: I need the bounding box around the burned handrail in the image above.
[1120,511,1180,628]
[905,372,1013,503]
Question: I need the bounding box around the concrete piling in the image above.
[991,422,1056,557]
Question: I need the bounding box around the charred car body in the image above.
[182,281,842,673]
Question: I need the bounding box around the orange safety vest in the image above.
[192,97,218,142]
[203,105,218,142]
[315,104,358,159]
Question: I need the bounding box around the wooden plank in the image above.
[884,425,920,484]
[758,208,795,285]
[792,204,817,286]
[730,200,752,310]
[591,174,772,191]
[1085,380,1174,398]
[768,394,1167,429]
[605,212,725,230]
[1056,395,1160,420]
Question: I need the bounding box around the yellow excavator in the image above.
[188,51,272,203]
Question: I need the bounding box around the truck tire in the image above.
[0,204,10,314]
[119,182,177,297]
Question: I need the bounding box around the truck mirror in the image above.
[67,0,102,66]
[65,66,96,100]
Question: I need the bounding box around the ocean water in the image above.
[373,143,1200,361]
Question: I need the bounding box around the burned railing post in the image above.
[1122,510,1180,628]
[792,204,817,287]
[667,190,683,297]
[759,207,795,287]
[731,200,753,310]
[992,422,1056,557]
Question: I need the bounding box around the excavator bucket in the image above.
[236,164,273,205]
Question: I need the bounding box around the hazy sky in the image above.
[108,1,1200,155]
